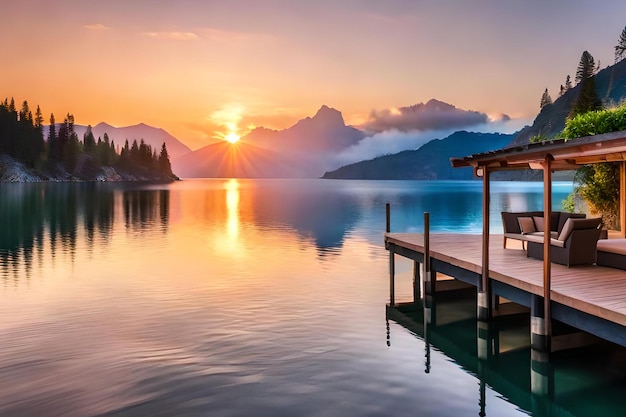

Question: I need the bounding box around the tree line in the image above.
[539,26,626,113]
[533,25,626,229]
[0,98,174,180]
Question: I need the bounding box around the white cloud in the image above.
[331,117,529,169]
[143,32,199,41]
[83,23,110,30]
[362,99,490,133]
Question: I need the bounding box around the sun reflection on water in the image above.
[225,179,240,240]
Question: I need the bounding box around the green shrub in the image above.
[560,102,626,229]
[561,193,576,213]
[562,102,626,139]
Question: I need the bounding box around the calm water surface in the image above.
[1,179,625,416]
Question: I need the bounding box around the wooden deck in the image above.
[386,233,626,333]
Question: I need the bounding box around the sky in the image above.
[5,0,626,151]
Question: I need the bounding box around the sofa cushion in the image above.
[597,239,626,255]
[557,212,586,233]
[533,216,544,232]
[518,217,536,234]
[557,217,602,241]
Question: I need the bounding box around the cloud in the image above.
[84,23,110,30]
[331,116,528,169]
[143,31,199,41]
[362,99,491,133]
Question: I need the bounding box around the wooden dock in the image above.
[385,232,626,347]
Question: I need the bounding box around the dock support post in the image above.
[540,156,553,351]
[413,261,421,303]
[478,165,492,320]
[389,247,395,306]
[531,294,549,352]
[386,203,391,234]
[423,212,434,297]
[423,212,435,324]
[386,203,395,306]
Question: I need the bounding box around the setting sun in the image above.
[225,131,240,144]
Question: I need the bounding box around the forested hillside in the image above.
[0,98,177,182]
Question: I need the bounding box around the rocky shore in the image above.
[0,154,177,183]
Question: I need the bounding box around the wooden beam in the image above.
[619,161,626,238]
[451,130,626,170]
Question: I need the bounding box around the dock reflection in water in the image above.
[387,284,626,416]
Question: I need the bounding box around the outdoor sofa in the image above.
[501,211,586,249]
[596,239,626,270]
[525,217,602,266]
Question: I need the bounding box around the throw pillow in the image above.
[518,217,536,234]
[532,216,544,232]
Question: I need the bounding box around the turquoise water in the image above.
[0,179,624,416]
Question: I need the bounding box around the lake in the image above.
[1,179,625,416]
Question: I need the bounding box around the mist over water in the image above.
[1,179,624,416]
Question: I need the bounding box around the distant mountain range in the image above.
[45,122,192,159]
[173,105,365,178]
[322,131,514,180]
[52,57,626,180]
[323,59,626,180]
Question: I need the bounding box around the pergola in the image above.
[450,129,626,347]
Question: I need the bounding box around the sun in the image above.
[225,131,240,144]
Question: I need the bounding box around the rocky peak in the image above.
[312,105,345,126]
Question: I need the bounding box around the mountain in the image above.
[242,105,364,154]
[172,141,302,178]
[45,122,192,159]
[173,105,365,178]
[512,58,626,145]
[322,131,515,180]
[81,122,192,158]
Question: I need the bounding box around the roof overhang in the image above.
[450,129,626,172]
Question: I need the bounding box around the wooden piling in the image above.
[387,203,395,306]
[423,212,432,296]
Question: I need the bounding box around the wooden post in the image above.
[386,203,391,234]
[413,261,421,303]
[478,165,491,320]
[619,161,626,238]
[389,247,395,306]
[530,294,547,350]
[537,156,553,352]
[387,202,394,306]
[423,212,432,296]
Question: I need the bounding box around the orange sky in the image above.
[5,1,626,150]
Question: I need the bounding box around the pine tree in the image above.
[540,88,552,109]
[158,143,173,177]
[575,51,596,84]
[83,125,96,154]
[565,75,572,91]
[34,106,43,128]
[48,113,58,161]
[571,51,603,117]
[19,101,32,125]
[616,26,626,63]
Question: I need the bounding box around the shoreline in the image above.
[0,154,179,183]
